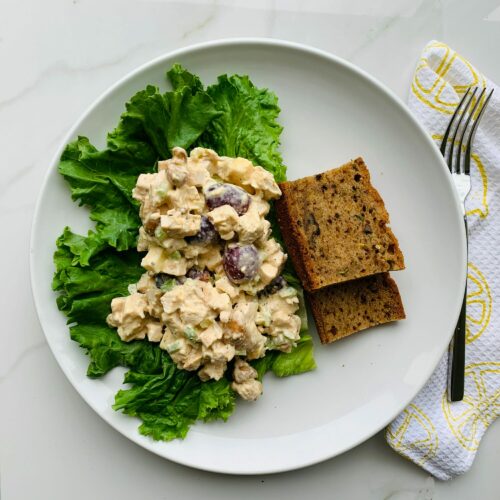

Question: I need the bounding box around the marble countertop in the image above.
[1,0,499,498]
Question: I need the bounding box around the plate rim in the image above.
[29,37,467,474]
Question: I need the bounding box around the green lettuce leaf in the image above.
[53,228,143,322]
[252,334,316,381]
[70,323,163,378]
[270,335,316,377]
[53,64,315,442]
[167,63,204,93]
[58,137,143,251]
[111,83,219,157]
[113,354,235,441]
[53,227,107,268]
[200,74,286,182]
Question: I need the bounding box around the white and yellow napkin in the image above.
[386,41,500,480]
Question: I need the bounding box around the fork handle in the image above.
[448,216,468,402]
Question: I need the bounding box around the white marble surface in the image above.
[1,0,499,498]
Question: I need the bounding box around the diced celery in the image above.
[278,286,297,298]
[160,279,177,292]
[166,340,182,353]
[184,326,198,342]
[154,226,166,240]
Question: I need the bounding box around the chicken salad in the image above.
[107,147,302,400]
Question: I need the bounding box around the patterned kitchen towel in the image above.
[386,41,500,481]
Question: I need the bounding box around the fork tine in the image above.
[456,88,486,174]
[440,88,471,156]
[448,88,477,173]
[464,89,494,175]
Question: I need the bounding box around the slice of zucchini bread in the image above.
[308,273,405,344]
[276,158,405,291]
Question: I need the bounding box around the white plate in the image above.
[30,39,466,474]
